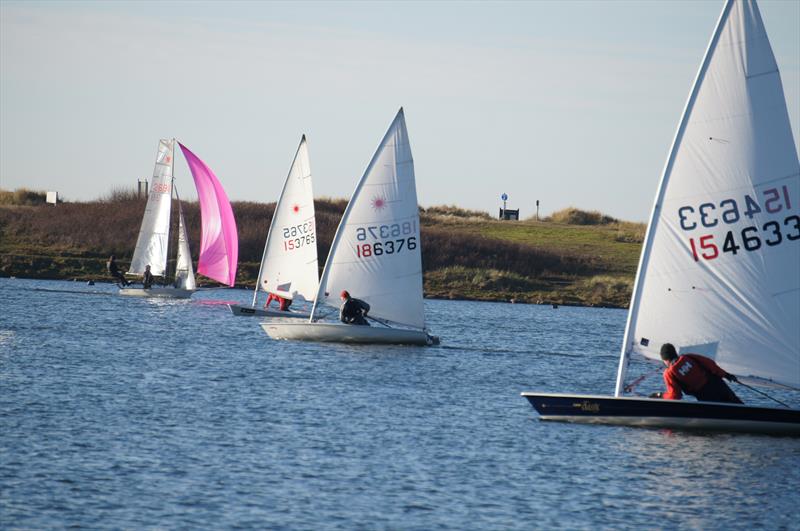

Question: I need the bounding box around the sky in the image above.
[1,0,798,222]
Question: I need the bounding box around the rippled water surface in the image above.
[1,278,799,529]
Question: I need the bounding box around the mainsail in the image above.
[254,135,318,305]
[310,108,425,329]
[178,143,239,287]
[616,0,800,393]
[129,139,175,277]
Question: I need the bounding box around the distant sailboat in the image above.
[229,136,318,318]
[263,109,438,345]
[121,139,238,298]
[522,0,799,434]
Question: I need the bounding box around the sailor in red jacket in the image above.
[651,343,743,403]
[265,292,292,311]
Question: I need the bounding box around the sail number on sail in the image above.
[151,183,172,194]
[354,221,418,259]
[677,185,799,262]
[282,220,316,251]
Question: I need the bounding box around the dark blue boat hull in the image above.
[521,392,800,435]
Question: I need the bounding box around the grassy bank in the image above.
[0,190,644,308]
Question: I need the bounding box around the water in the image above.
[1,278,798,529]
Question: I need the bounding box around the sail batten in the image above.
[616,0,800,394]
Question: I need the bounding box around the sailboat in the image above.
[262,109,438,345]
[229,136,318,318]
[120,139,238,298]
[522,0,800,434]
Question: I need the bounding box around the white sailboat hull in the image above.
[228,304,309,319]
[261,322,434,345]
[118,287,194,299]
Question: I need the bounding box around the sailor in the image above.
[265,292,292,312]
[143,264,154,290]
[650,343,742,403]
[106,255,129,286]
[339,290,370,326]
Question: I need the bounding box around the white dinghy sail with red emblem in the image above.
[262,109,438,345]
[522,0,799,434]
[229,136,317,318]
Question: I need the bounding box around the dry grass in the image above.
[545,207,617,225]
[420,204,492,223]
[0,192,642,306]
[0,188,49,206]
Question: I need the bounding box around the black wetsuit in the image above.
[107,259,128,286]
[143,270,154,289]
[340,297,370,326]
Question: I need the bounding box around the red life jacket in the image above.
[662,354,728,399]
[668,356,708,392]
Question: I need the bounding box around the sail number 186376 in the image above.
[354,222,418,259]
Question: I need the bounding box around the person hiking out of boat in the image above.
[265,292,292,312]
[106,255,129,286]
[142,265,154,290]
[340,290,370,326]
[650,343,742,403]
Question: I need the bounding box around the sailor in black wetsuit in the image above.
[107,255,129,286]
[339,290,370,326]
[143,265,154,289]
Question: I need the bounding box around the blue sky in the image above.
[1,0,798,221]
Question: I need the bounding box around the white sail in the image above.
[174,192,196,291]
[616,0,800,393]
[129,139,175,277]
[254,136,318,304]
[311,108,425,329]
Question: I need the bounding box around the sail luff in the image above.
[614,0,736,396]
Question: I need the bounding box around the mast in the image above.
[164,138,177,286]
[614,0,735,396]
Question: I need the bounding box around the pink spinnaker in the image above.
[178,142,238,287]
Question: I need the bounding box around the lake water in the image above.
[1,278,798,529]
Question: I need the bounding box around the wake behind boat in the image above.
[264,109,439,346]
[521,0,800,433]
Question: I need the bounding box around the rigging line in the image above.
[366,315,393,328]
[735,380,792,409]
[623,366,664,394]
